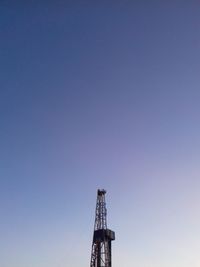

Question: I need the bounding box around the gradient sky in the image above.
[1,2,200,267]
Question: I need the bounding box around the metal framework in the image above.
[90,189,115,267]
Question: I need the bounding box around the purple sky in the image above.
[1,3,200,267]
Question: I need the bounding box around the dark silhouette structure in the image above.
[90,189,115,267]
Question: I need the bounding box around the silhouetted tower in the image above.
[90,189,115,267]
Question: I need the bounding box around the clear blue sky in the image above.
[1,3,200,267]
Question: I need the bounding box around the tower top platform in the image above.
[97,189,106,196]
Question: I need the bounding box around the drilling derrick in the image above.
[90,189,115,267]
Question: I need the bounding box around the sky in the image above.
[1,2,200,267]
